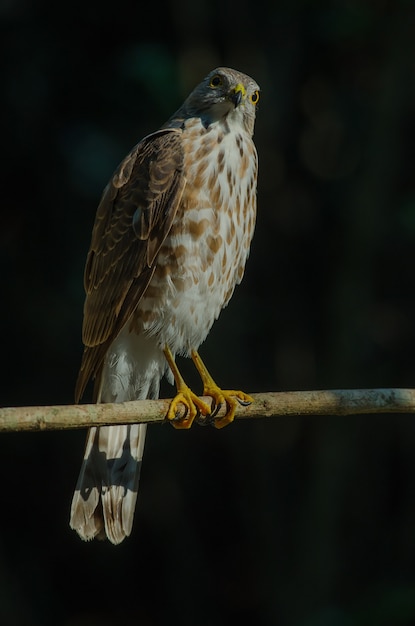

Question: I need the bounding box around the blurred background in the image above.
[2,1,415,624]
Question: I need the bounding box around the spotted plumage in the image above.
[70,67,260,544]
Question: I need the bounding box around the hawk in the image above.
[70,67,260,544]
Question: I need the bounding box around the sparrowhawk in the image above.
[70,67,260,544]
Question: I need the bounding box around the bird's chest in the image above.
[134,120,257,353]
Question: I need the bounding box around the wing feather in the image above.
[75,128,185,402]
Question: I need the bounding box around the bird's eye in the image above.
[210,75,223,88]
[250,90,260,105]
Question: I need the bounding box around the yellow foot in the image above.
[166,385,211,429]
[203,386,253,429]
[191,350,253,429]
[163,346,211,429]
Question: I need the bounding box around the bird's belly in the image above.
[132,194,254,355]
[132,227,239,355]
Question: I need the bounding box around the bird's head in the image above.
[180,67,260,135]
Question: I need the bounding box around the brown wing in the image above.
[75,128,185,402]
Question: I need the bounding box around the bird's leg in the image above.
[164,347,211,429]
[191,350,253,429]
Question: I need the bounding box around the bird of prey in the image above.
[70,66,260,544]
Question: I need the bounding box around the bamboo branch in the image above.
[1,389,415,433]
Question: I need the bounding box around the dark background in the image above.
[2,1,415,624]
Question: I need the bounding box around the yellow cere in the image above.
[234,83,247,98]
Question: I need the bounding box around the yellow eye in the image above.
[210,75,223,88]
[250,90,260,105]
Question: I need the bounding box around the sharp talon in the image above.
[236,398,252,407]
[209,401,222,419]
[198,411,219,427]
[195,413,210,426]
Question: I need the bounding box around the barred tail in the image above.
[70,422,147,544]
[70,331,168,544]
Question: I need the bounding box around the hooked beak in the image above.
[230,83,246,108]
